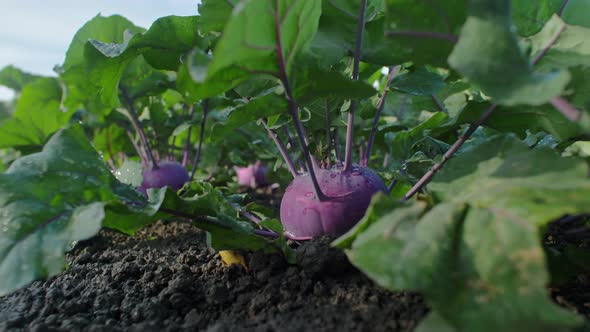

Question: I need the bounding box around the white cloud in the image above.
[0,0,200,100]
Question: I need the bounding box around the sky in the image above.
[0,0,199,100]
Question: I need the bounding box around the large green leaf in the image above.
[511,0,562,36]
[561,0,590,28]
[0,126,141,296]
[0,66,42,92]
[527,15,590,71]
[434,101,584,142]
[311,0,464,67]
[202,0,321,89]
[62,15,144,71]
[333,193,419,249]
[385,112,448,166]
[293,66,377,103]
[383,0,466,66]
[61,15,144,113]
[154,183,283,253]
[346,136,589,330]
[391,67,446,96]
[62,15,201,113]
[198,0,239,34]
[0,78,73,151]
[448,0,570,106]
[210,92,287,141]
[430,135,590,225]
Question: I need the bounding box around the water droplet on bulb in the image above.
[304,192,314,197]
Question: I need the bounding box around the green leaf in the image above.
[63,15,144,71]
[102,187,168,235]
[435,101,584,142]
[61,15,144,113]
[414,312,459,332]
[527,15,590,71]
[198,0,239,34]
[347,135,590,331]
[155,183,282,253]
[114,160,143,187]
[293,67,377,102]
[0,66,42,92]
[210,92,287,141]
[511,0,563,36]
[568,66,590,110]
[204,0,321,87]
[429,135,590,225]
[385,112,448,166]
[391,67,446,96]
[561,0,590,28]
[333,193,419,249]
[349,200,581,331]
[383,0,466,66]
[0,126,140,296]
[62,15,201,113]
[448,0,570,106]
[349,202,462,292]
[0,78,73,151]
[177,48,252,102]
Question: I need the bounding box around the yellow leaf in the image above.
[219,250,248,271]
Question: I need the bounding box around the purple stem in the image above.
[282,126,296,152]
[190,99,210,181]
[343,0,368,172]
[550,97,581,121]
[229,201,262,224]
[530,22,582,122]
[365,66,397,166]
[334,127,343,166]
[404,104,497,200]
[325,99,332,168]
[558,0,571,16]
[532,24,566,65]
[120,86,159,169]
[387,178,398,193]
[104,126,116,168]
[169,136,177,160]
[160,207,280,239]
[264,119,299,177]
[228,202,282,239]
[385,30,458,43]
[300,123,321,170]
[274,0,327,201]
[359,138,365,167]
[126,129,149,165]
[431,94,446,113]
[254,229,280,239]
[182,105,196,167]
[382,153,390,168]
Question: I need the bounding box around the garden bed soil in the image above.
[1,204,590,332]
[0,220,428,332]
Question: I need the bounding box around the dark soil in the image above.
[2,202,590,332]
[545,215,590,321]
[0,220,428,332]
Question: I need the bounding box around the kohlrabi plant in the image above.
[1,0,590,331]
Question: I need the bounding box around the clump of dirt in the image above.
[0,221,428,332]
